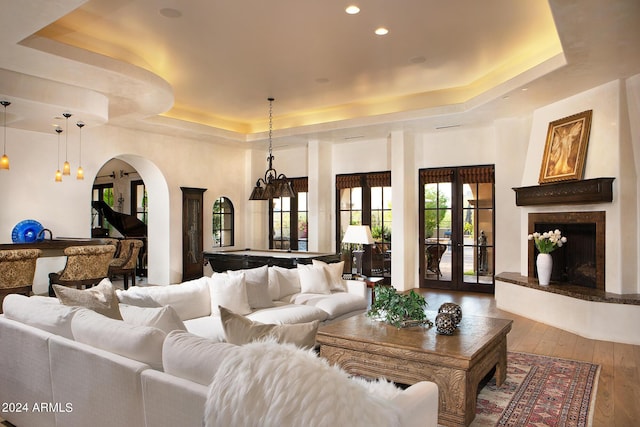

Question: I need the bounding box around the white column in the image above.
[308,139,333,252]
[390,130,418,291]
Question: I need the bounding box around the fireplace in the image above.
[528,211,605,290]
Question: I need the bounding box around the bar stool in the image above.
[0,248,41,313]
[48,245,116,297]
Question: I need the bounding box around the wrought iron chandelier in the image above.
[249,98,296,200]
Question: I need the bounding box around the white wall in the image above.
[0,123,249,289]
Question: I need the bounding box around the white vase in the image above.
[536,253,553,286]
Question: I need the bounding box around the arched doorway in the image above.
[93,155,170,285]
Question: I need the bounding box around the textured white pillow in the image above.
[209,272,251,316]
[270,266,300,299]
[312,259,347,292]
[53,279,122,320]
[116,277,211,321]
[2,294,80,339]
[119,304,187,334]
[71,308,165,370]
[204,340,401,427]
[220,306,319,350]
[297,264,331,294]
[227,265,273,309]
[162,330,239,385]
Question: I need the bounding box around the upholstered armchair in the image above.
[48,245,116,297]
[108,239,144,290]
[0,249,41,313]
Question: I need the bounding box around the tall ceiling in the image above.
[0,0,639,143]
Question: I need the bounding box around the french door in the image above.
[419,165,495,293]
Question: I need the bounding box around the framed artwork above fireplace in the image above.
[539,110,593,184]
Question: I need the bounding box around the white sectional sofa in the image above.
[0,263,440,427]
[116,263,370,340]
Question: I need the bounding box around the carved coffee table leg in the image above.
[495,339,507,387]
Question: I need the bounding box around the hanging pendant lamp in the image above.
[249,98,296,200]
[76,121,85,180]
[55,127,63,182]
[0,100,10,170]
[62,112,71,176]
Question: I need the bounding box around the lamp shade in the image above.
[341,225,375,245]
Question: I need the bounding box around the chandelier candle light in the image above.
[249,98,296,200]
[62,112,72,176]
[55,127,63,182]
[528,229,567,286]
[1,100,10,170]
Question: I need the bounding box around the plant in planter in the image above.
[366,285,433,328]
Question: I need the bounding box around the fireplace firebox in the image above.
[528,211,605,290]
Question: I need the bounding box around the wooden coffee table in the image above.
[317,312,512,427]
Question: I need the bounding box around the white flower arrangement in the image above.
[528,229,567,254]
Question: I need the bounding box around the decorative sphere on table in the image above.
[435,312,457,335]
[438,302,462,326]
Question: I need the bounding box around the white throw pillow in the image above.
[209,272,251,316]
[116,277,211,321]
[71,308,165,370]
[270,266,300,299]
[297,264,331,294]
[227,265,273,309]
[266,267,281,300]
[2,294,80,339]
[312,259,347,292]
[119,304,187,334]
[162,330,239,385]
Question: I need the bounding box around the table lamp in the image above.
[341,225,375,277]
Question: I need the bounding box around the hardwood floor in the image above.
[417,288,640,427]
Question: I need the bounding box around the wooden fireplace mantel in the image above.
[512,177,615,206]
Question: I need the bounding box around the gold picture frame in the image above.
[539,110,592,184]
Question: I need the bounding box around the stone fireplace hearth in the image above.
[497,176,640,345]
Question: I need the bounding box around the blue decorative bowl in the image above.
[11,219,45,243]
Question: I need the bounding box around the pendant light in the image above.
[76,121,85,180]
[0,100,10,170]
[62,112,71,175]
[55,127,63,182]
[249,98,296,200]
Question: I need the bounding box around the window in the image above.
[212,197,234,247]
[269,178,308,251]
[131,180,148,225]
[92,183,114,234]
[336,172,391,279]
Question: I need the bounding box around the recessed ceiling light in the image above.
[159,8,182,18]
[345,5,360,15]
[375,27,389,36]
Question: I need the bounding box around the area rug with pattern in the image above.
[467,352,600,427]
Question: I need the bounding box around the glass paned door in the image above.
[462,181,494,285]
[423,182,453,282]
[420,165,495,293]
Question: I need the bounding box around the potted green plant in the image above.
[366,285,432,328]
